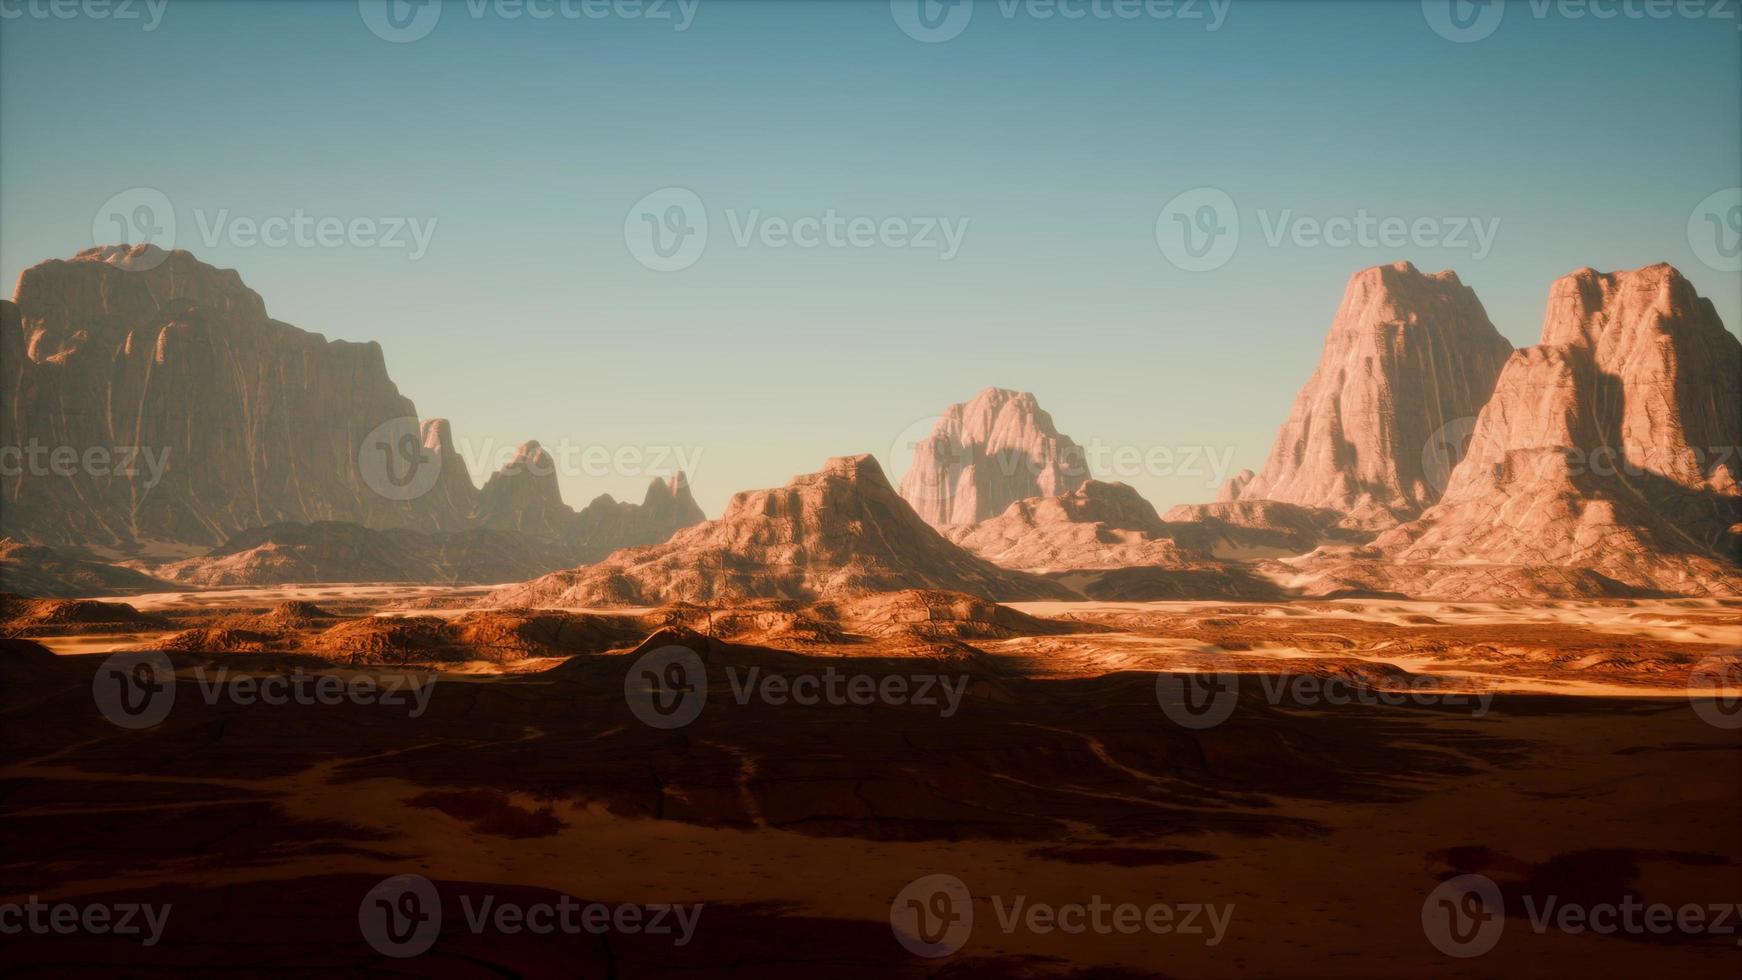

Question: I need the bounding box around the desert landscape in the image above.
[3,3,1740,977]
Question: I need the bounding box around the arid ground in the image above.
[3,588,1738,977]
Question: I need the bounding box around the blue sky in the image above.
[4,0,1739,514]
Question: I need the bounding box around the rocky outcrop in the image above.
[944,481,1206,572]
[0,538,176,597]
[1,247,706,568]
[419,419,483,530]
[474,447,706,565]
[1228,263,1515,528]
[1372,264,1742,595]
[898,387,1090,526]
[565,475,708,564]
[482,455,1073,607]
[1160,500,1368,558]
[149,521,577,587]
[0,246,471,549]
[475,442,571,538]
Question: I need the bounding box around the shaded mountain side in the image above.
[482,455,1075,607]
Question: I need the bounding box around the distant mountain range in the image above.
[2,246,1735,600]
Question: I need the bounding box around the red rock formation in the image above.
[1229,262,1515,528]
[150,521,575,587]
[475,442,571,538]
[898,387,1089,526]
[1,247,705,566]
[0,246,470,548]
[1374,264,1742,595]
[944,481,1206,572]
[0,538,176,597]
[482,455,1073,607]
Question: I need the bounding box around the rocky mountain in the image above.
[943,480,1205,572]
[0,245,471,550]
[1160,500,1366,558]
[1369,264,1742,595]
[1,246,705,568]
[482,455,1073,607]
[897,387,1090,526]
[1226,262,1515,528]
[475,441,572,539]
[474,445,706,564]
[0,538,176,597]
[149,521,577,587]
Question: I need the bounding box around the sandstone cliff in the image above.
[1228,262,1515,528]
[1371,264,1741,595]
[897,387,1090,526]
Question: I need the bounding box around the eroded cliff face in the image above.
[898,387,1089,526]
[482,454,1072,607]
[1373,264,1742,593]
[1,245,465,550]
[1,246,705,564]
[1229,262,1515,528]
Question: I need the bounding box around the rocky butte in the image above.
[1367,263,1742,595]
[898,387,1090,526]
[1210,261,1515,530]
[482,454,1073,607]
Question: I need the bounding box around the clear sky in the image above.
[4,0,1739,515]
